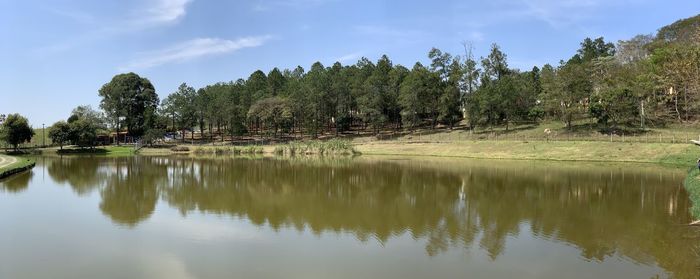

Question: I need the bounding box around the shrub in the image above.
[171,146,190,152]
[274,139,357,156]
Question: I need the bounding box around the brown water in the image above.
[1,156,698,279]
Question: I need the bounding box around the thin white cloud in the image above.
[40,6,96,25]
[455,0,629,30]
[334,52,363,63]
[136,0,193,26]
[120,36,272,71]
[35,0,193,56]
[520,0,600,28]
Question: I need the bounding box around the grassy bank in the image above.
[355,140,699,165]
[39,146,136,157]
[354,120,700,144]
[0,157,36,179]
[684,169,700,219]
[136,139,699,166]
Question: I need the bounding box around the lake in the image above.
[1,156,698,279]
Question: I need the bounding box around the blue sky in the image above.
[1,0,698,126]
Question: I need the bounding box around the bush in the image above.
[143,129,165,146]
[171,146,190,152]
[274,139,357,156]
[241,145,263,154]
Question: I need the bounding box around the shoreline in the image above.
[353,140,699,166]
[684,169,700,220]
[0,156,36,180]
[35,139,700,166]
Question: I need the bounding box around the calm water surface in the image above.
[1,156,699,279]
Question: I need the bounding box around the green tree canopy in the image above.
[98,73,159,138]
[48,121,71,150]
[0,114,34,150]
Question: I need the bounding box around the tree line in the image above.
[35,14,700,146]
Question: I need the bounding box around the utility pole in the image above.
[42,123,45,147]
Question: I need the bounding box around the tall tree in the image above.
[247,70,268,101]
[305,62,328,137]
[439,58,463,129]
[481,43,510,81]
[461,42,480,121]
[399,63,428,129]
[195,88,211,139]
[361,55,393,134]
[557,59,591,129]
[329,62,351,134]
[163,83,198,142]
[98,73,159,142]
[0,114,34,151]
[267,68,287,97]
[48,121,71,150]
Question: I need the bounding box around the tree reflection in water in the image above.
[40,156,700,278]
[0,171,33,193]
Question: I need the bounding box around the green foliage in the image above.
[275,139,357,156]
[248,97,292,136]
[399,63,428,129]
[142,128,165,146]
[69,118,98,148]
[0,114,34,150]
[589,88,640,127]
[162,83,198,142]
[574,37,616,62]
[656,14,700,44]
[98,73,159,137]
[48,121,71,149]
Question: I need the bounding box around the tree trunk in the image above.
[505,116,509,131]
[199,119,205,141]
[115,119,121,146]
[209,122,213,143]
[675,94,681,122]
[683,86,689,122]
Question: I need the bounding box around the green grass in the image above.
[684,168,700,219]
[0,156,36,179]
[355,120,700,144]
[103,146,136,155]
[356,140,700,165]
[46,145,136,157]
[658,145,700,166]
